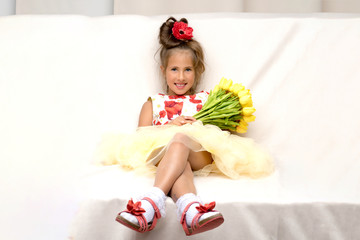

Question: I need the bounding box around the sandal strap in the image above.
[180,201,201,235]
[192,212,203,229]
[142,197,161,231]
[136,213,148,232]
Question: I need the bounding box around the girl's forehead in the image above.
[168,48,193,57]
[167,49,195,63]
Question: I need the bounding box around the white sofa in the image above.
[1,13,360,240]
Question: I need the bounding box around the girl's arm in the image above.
[138,100,153,127]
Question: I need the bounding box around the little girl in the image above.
[111,17,273,236]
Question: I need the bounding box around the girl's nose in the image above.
[179,71,185,81]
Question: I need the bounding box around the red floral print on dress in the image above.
[164,101,183,120]
[169,95,186,99]
[189,94,202,104]
[159,110,166,118]
[151,91,209,125]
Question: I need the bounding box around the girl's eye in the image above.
[186,68,192,72]
[171,68,177,71]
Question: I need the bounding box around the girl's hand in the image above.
[169,116,197,126]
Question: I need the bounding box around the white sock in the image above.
[120,187,167,225]
[176,193,219,227]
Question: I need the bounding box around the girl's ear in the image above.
[160,65,165,76]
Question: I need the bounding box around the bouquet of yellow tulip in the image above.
[193,77,256,133]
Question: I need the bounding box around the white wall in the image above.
[2,0,360,16]
[16,0,114,16]
[323,0,360,13]
[0,0,16,16]
[114,0,360,14]
[244,0,322,13]
[114,0,244,15]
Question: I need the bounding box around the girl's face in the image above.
[161,49,195,95]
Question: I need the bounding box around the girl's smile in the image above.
[161,49,195,96]
[175,83,186,89]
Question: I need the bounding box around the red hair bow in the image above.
[196,201,216,213]
[126,199,146,216]
[172,21,193,40]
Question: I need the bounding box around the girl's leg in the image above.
[168,150,212,201]
[154,133,213,195]
[168,151,222,232]
[118,133,214,230]
[169,162,196,202]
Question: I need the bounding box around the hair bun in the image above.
[159,17,188,48]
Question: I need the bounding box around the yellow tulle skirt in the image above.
[95,121,274,179]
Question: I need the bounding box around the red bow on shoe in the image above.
[196,201,216,213]
[126,199,146,216]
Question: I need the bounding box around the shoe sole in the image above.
[116,215,153,233]
[187,213,224,236]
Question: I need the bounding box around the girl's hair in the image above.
[159,17,205,94]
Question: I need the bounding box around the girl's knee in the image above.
[168,141,187,152]
[172,132,191,143]
[172,132,203,152]
[169,133,191,150]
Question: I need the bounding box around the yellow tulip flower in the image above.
[239,119,248,128]
[229,84,236,93]
[238,89,250,98]
[243,107,256,116]
[230,83,245,95]
[219,77,226,89]
[240,95,253,107]
[237,84,245,92]
[223,78,233,91]
[243,115,256,122]
[229,83,237,94]
[213,85,220,92]
[236,126,247,133]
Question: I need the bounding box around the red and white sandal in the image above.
[115,197,161,233]
[180,201,224,236]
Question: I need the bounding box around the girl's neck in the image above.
[167,90,194,96]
